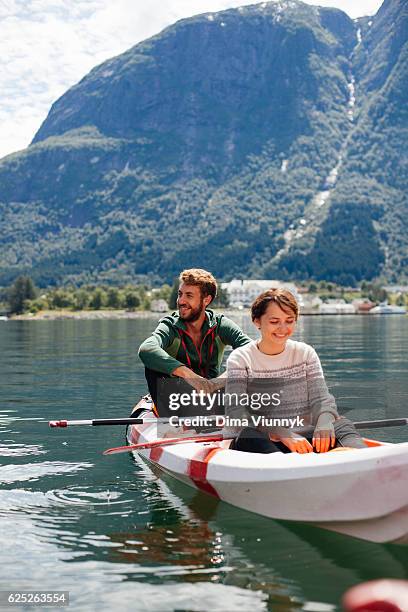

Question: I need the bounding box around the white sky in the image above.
[0,0,383,159]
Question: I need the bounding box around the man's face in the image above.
[177,283,209,322]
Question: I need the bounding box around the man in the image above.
[138,268,251,414]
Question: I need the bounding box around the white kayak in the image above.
[127,398,408,544]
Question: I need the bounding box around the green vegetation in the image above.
[168,279,178,311]
[295,279,388,304]
[360,281,388,304]
[4,275,405,317]
[8,276,37,314]
[10,281,154,315]
[2,274,232,315]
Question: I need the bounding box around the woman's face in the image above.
[254,301,297,347]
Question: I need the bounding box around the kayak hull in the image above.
[127,401,408,543]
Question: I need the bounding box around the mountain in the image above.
[0,0,406,287]
[272,0,408,283]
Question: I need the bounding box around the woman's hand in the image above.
[313,413,336,453]
[271,431,313,454]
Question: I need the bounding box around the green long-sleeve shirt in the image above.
[138,309,251,378]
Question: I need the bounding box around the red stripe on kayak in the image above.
[128,428,140,445]
[128,423,151,445]
[150,446,164,462]
[188,447,222,498]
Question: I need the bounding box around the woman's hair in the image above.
[179,268,217,302]
[251,288,299,321]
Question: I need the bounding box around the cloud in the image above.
[0,0,384,160]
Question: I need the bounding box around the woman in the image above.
[225,288,366,453]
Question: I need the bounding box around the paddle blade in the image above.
[49,420,68,428]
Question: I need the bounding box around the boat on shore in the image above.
[127,399,408,544]
[369,302,406,314]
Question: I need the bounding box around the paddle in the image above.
[348,418,408,429]
[50,416,408,429]
[49,418,163,427]
[48,416,222,428]
[103,432,233,455]
[102,417,408,456]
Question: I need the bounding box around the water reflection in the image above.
[0,480,268,611]
[119,458,408,609]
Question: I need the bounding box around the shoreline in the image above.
[5,308,402,321]
[9,309,158,321]
[8,308,244,321]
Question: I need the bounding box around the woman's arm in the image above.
[224,350,249,429]
[306,347,338,423]
[306,347,338,452]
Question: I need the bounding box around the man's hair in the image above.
[251,288,299,321]
[179,269,217,303]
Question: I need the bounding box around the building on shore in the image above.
[221,279,300,309]
[299,295,323,314]
[150,299,168,313]
[318,299,356,314]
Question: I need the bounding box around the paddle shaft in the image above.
[50,416,408,429]
[49,416,222,428]
[353,418,408,429]
[49,418,160,427]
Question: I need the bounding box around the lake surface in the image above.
[0,315,407,611]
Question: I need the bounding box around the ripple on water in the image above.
[0,412,44,426]
[75,581,268,612]
[0,488,53,516]
[0,461,93,484]
[0,443,46,457]
[47,485,130,508]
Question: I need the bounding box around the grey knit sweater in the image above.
[225,339,338,430]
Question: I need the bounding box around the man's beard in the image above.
[178,299,205,322]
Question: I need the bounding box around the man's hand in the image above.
[207,372,227,392]
[172,366,213,394]
[313,412,336,453]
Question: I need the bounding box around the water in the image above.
[0,315,407,611]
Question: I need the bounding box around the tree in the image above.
[29,297,49,313]
[368,285,388,304]
[156,284,172,302]
[50,289,73,309]
[8,276,37,314]
[106,288,120,309]
[168,279,178,310]
[90,289,106,310]
[125,292,140,311]
[213,285,230,308]
[73,289,89,311]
